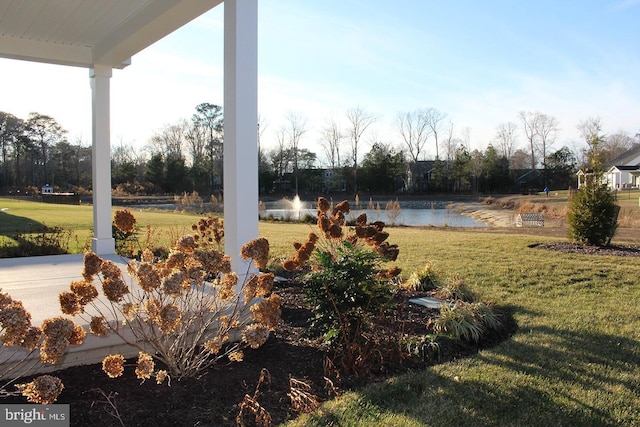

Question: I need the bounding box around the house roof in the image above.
[0,0,222,69]
[609,165,640,171]
[607,143,640,168]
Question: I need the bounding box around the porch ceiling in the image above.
[0,0,222,69]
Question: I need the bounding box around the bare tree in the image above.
[425,108,447,159]
[396,110,431,164]
[149,121,188,158]
[535,113,559,174]
[602,130,635,165]
[493,122,518,160]
[519,111,539,171]
[320,116,343,169]
[285,111,308,195]
[346,106,376,192]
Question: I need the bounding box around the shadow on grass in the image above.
[343,319,640,426]
[0,210,71,257]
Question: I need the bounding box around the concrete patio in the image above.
[0,254,141,376]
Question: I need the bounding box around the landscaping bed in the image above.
[5,280,516,426]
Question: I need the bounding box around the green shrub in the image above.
[567,130,619,246]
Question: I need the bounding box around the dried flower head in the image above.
[102,354,125,378]
[90,316,108,336]
[141,248,154,263]
[159,304,182,334]
[100,260,122,281]
[144,299,162,321]
[317,197,331,213]
[0,300,32,346]
[282,258,300,272]
[83,252,103,278]
[21,326,42,350]
[242,323,270,349]
[166,250,187,269]
[244,275,259,301]
[135,352,155,380]
[114,209,136,234]
[241,238,270,270]
[250,294,282,330]
[228,350,244,362]
[256,273,274,298]
[204,335,228,355]
[356,212,368,226]
[39,338,68,365]
[219,273,238,300]
[162,271,185,296]
[333,200,350,215]
[0,291,13,309]
[58,291,81,316]
[102,277,129,303]
[16,375,64,404]
[197,249,231,273]
[155,370,168,385]
[136,262,162,292]
[175,235,198,254]
[122,302,139,320]
[70,280,99,306]
[69,325,86,346]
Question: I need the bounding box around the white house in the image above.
[578,144,640,190]
[604,144,640,190]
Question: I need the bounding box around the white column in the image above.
[90,65,115,255]
[224,0,258,273]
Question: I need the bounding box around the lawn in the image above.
[1,197,639,425]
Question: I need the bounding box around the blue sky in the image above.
[1,0,639,162]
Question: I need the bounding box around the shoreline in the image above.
[450,203,517,227]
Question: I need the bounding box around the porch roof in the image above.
[0,0,222,69]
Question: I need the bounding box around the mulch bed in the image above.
[4,280,517,426]
[530,242,640,257]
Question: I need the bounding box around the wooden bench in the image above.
[516,213,544,227]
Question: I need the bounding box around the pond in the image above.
[260,199,487,227]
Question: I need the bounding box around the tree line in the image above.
[1,105,637,197]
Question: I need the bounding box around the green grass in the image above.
[2,197,639,425]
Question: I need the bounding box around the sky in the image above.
[1,0,639,164]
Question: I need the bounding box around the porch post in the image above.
[223,0,258,272]
[90,65,115,255]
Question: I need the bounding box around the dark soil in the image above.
[6,281,517,427]
[531,241,640,257]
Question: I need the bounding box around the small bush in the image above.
[402,262,441,292]
[434,274,475,302]
[430,302,501,343]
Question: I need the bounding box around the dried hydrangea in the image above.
[135,262,161,292]
[159,304,182,334]
[204,335,228,355]
[197,249,231,274]
[218,273,238,300]
[90,316,108,336]
[240,238,270,270]
[114,209,136,234]
[155,369,169,385]
[256,273,274,298]
[0,300,32,346]
[242,323,270,349]
[70,280,98,306]
[83,252,103,278]
[102,354,125,378]
[175,235,198,254]
[165,250,187,269]
[16,375,64,404]
[141,248,154,263]
[244,275,259,301]
[21,326,42,350]
[69,325,86,346]
[122,302,139,320]
[102,277,129,303]
[40,338,68,365]
[250,294,282,330]
[162,271,185,296]
[317,197,331,213]
[100,260,123,281]
[58,291,81,316]
[228,350,244,362]
[135,352,155,380]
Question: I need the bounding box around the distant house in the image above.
[577,144,640,189]
[41,184,54,194]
